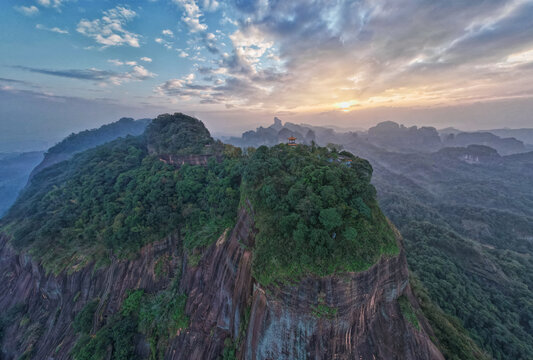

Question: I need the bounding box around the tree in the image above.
[319,208,342,232]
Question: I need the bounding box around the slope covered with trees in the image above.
[3,127,241,274]
[243,145,397,284]
[1,113,499,359]
[145,113,217,155]
[344,140,533,359]
[2,114,397,287]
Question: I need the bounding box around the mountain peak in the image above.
[145,113,214,155]
[272,117,283,130]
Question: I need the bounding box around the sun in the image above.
[334,100,357,112]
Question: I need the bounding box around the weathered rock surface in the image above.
[170,207,443,359]
[0,206,443,359]
[0,235,181,359]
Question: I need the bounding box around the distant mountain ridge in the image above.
[226,118,532,156]
[362,120,528,155]
[364,121,442,152]
[223,117,358,148]
[441,131,526,155]
[30,117,150,178]
[487,128,533,146]
[0,117,150,220]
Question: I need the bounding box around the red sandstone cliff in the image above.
[0,205,443,359]
[0,235,181,359]
[171,206,444,360]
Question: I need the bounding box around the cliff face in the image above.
[0,206,443,360]
[166,206,256,359]
[244,254,442,360]
[0,235,181,360]
[171,207,443,360]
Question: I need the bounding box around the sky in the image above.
[1,0,533,151]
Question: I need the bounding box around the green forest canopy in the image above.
[1,113,397,283]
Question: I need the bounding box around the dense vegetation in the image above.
[2,115,242,274]
[145,113,218,155]
[409,277,490,360]
[243,144,398,285]
[72,277,189,360]
[73,300,99,334]
[402,221,533,359]
[6,113,514,359]
[398,295,420,331]
[2,114,395,285]
[345,140,533,359]
[29,117,150,180]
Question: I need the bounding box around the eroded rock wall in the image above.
[0,235,181,359]
[0,205,443,360]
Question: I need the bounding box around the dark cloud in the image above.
[14,66,117,81]
[202,33,219,54]
[14,65,155,84]
[0,77,31,85]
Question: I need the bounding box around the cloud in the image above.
[162,29,174,37]
[155,37,173,50]
[156,0,533,113]
[173,0,208,33]
[171,0,224,54]
[15,6,39,16]
[140,57,153,62]
[16,65,155,86]
[229,26,273,70]
[202,0,219,12]
[36,0,68,10]
[77,6,140,47]
[0,78,32,86]
[108,59,124,66]
[36,24,68,34]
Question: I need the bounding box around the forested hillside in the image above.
[3,115,241,275]
[345,140,533,359]
[2,114,396,286]
[2,113,530,359]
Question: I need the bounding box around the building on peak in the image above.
[288,136,297,146]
